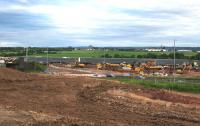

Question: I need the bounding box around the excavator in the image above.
[72,57,86,68]
[73,61,86,68]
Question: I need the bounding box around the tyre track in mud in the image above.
[76,81,200,126]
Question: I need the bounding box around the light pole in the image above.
[104,47,106,63]
[173,40,176,84]
[25,47,29,62]
[46,47,49,72]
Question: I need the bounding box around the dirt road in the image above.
[0,68,200,126]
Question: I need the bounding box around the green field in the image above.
[31,50,197,58]
[0,49,198,59]
[108,77,200,93]
[32,50,146,58]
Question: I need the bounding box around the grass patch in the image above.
[31,50,198,59]
[32,50,147,58]
[16,62,47,72]
[108,77,200,93]
[31,50,171,58]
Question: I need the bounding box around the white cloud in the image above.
[15,0,200,36]
[17,0,29,3]
[1,0,200,46]
[0,41,23,47]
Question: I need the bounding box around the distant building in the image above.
[145,49,167,52]
[87,48,95,51]
[87,45,95,51]
[177,50,192,52]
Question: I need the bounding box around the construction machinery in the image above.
[120,62,132,70]
[146,60,156,67]
[0,57,17,64]
[96,62,133,71]
[73,62,86,68]
[97,63,121,71]
[72,57,86,68]
[134,67,144,74]
[176,64,192,74]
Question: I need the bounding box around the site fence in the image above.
[138,77,200,85]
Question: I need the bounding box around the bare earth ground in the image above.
[0,68,200,126]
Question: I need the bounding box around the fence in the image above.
[142,77,200,85]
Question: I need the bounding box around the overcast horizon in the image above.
[0,0,200,47]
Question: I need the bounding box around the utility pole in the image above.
[173,40,176,84]
[104,47,106,63]
[46,47,49,72]
[25,47,28,62]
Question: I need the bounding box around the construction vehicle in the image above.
[120,62,132,70]
[72,57,86,68]
[97,63,103,70]
[146,60,156,67]
[97,63,121,71]
[145,66,163,74]
[72,61,86,68]
[193,61,199,71]
[135,67,144,73]
[178,64,192,74]
[97,62,133,71]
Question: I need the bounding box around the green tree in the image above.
[114,54,120,58]
[130,54,135,58]
[137,55,143,58]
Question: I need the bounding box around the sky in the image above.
[0,0,200,47]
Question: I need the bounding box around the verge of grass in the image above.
[16,62,47,73]
[108,77,200,93]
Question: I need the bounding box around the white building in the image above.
[145,49,167,52]
[177,50,192,52]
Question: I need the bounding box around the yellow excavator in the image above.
[74,62,86,68]
[72,57,86,68]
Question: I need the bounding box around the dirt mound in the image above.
[0,71,200,126]
[0,107,94,126]
[0,68,38,81]
[0,68,27,79]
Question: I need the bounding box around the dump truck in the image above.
[97,63,121,71]
[97,62,133,71]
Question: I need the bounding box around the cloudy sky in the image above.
[0,0,200,47]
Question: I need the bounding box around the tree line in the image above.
[101,52,200,60]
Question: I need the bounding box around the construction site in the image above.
[30,57,200,77]
[2,0,200,125]
[0,56,200,125]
